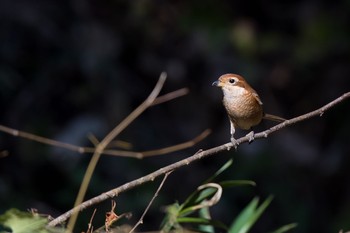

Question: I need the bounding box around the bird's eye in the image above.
[229,78,236,84]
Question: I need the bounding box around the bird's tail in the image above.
[263,113,286,122]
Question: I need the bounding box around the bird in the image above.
[212,73,285,148]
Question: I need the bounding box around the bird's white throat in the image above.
[223,85,247,99]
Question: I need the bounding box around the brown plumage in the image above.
[212,73,285,147]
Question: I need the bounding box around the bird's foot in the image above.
[246,131,255,143]
[231,136,239,150]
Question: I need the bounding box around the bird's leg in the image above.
[230,121,239,149]
[245,130,255,143]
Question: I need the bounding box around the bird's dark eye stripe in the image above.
[229,78,235,84]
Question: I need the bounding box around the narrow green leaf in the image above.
[177,217,227,230]
[180,187,209,214]
[180,186,219,216]
[204,159,233,183]
[245,195,273,231]
[196,187,217,203]
[178,216,211,224]
[199,207,211,220]
[179,160,233,215]
[220,180,256,188]
[198,207,214,233]
[228,197,259,233]
[229,196,273,233]
[269,223,298,233]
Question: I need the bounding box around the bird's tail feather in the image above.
[263,113,286,122]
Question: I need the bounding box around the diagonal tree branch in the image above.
[48,91,350,227]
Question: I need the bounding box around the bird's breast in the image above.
[223,91,263,129]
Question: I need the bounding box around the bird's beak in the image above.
[212,80,223,87]
[212,80,219,86]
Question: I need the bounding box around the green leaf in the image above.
[0,209,49,233]
[198,207,214,233]
[204,159,233,184]
[160,203,182,232]
[179,189,205,215]
[228,198,259,233]
[180,185,221,216]
[219,180,256,188]
[199,207,211,220]
[179,185,217,216]
[177,217,227,230]
[179,159,234,216]
[196,187,217,203]
[228,196,273,233]
[269,223,298,233]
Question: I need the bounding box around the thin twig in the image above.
[99,129,211,158]
[49,92,350,227]
[140,129,211,157]
[0,125,86,153]
[66,73,167,232]
[86,209,96,233]
[107,139,133,150]
[0,125,210,159]
[0,86,189,158]
[151,88,189,106]
[128,172,172,233]
[0,125,209,158]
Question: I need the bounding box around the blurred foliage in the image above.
[162,159,257,232]
[0,0,350,233]
[0,209,62,233]
[160,159,294,233]
[0,161,296,233]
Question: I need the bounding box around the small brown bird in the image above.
[213,73,285,147]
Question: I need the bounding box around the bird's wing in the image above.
[252,92,263,105]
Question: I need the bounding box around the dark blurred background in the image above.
[0,0,350,232]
